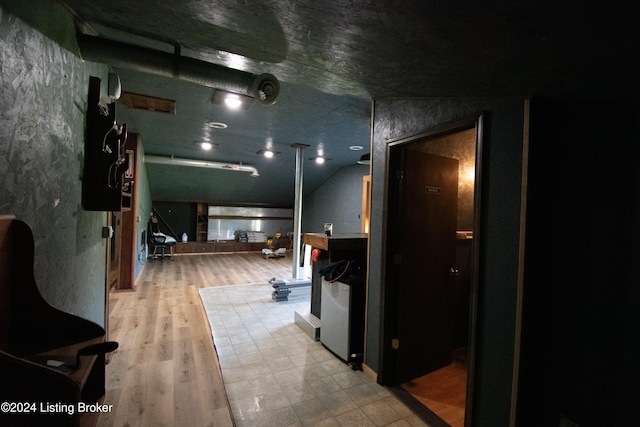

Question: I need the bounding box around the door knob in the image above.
[450,268,459,276]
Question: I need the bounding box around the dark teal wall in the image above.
[0,5,109,325]
[302,164,369,233]
[367,98,527,427]
[153,201,197,240]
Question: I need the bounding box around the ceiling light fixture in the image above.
[195,141,218,150]
[211,89,254,110]
[224,93,242,109]
[349,145,364,151]
[209,121,228,129]
[309,156,330,164]
[257,149,280,158]
[357,153,370,165]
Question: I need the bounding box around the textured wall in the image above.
[302,164,369,234]
[0,6,109,325]
[367,98,526,427]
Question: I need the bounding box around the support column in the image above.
[291,143,308,279]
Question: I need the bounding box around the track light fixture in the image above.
[357,153,370,165]
[211,89,254,110]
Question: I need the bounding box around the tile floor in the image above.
[199,283,430,427]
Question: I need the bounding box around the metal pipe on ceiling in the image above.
[144,154,260,177]
[77,33,279,105]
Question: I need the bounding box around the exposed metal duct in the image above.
[144,154,260,177]
[77,33,280,105]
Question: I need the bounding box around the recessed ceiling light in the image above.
[195,141,218,150]
[257,149,280,158]
[209,122,228,129]
[309,156,331,164]
[349,145,364,151]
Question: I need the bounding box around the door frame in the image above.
[104,211,120,349]
[379,114,484,426]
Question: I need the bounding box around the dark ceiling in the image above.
[56,0,639,206]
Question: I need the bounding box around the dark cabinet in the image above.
[173,241,266,254]
[82,76,133,211]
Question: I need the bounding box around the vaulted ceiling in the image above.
[56,0,639,206]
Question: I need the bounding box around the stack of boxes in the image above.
[234,230,267,243]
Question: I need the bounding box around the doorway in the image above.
[381,116,483,427]
[106,212,121,292]
[103,211,121,351]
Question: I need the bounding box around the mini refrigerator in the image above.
[320,277,366,363]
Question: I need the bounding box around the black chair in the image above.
[147,216,175,260]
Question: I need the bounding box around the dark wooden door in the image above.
[395,149,459,383]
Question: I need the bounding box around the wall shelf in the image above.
[82,76,134,212]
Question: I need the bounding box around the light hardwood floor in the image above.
[401,348,468,427]
[97,252,293,427]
